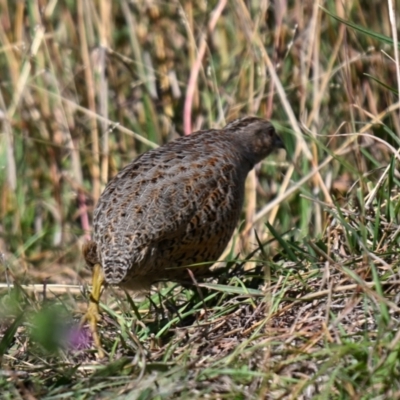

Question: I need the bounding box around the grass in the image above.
[1,0,400,398]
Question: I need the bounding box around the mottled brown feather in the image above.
[84,117,284,291]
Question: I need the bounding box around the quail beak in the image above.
[274,135,286,151]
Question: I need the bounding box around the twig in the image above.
[183,0,227,135]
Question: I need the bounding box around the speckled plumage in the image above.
[84,117,284,291]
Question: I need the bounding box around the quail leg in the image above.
[80,263,105,358]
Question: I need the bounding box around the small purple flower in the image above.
[65,324,92,351]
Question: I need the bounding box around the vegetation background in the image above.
[0,0,400,398]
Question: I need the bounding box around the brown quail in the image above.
[81,116,284,356]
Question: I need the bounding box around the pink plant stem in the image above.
[78,191,91,241]
[183,0,228,135]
